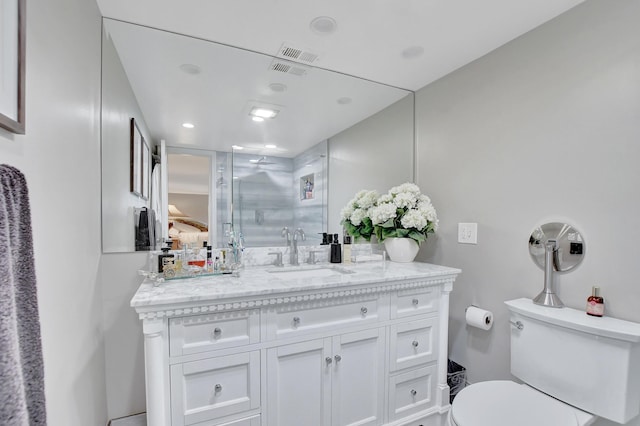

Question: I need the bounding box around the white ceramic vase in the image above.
[383,237,419,263]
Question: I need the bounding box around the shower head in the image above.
[249,156,275,165]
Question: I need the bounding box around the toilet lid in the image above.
[451,381,582,426]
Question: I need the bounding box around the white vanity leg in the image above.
[143,318,168,426]
[437,282,453,407]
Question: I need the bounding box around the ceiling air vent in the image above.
[269,59,309,77]
[277,43,320,65]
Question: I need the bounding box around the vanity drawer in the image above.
[388,365,437,422]
[389,317,437,372]
[169,310,260,357]
[391,286,439,319]
[170,351,260,425]
[213,414,261,426]
[268,296,382,339]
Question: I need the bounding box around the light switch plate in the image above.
[458,223,478,244]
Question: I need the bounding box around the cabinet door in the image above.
[331,328,386,426]
[267,339,332,426]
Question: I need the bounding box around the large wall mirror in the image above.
[101,18,415,253]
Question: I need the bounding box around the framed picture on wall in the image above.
[141,137,150,200]
[130,118,143,197]
[0,0,26,134]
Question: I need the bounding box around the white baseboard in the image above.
[108,413,146,426]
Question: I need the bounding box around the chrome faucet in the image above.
[291,228,306,266]
[282,227,291,248]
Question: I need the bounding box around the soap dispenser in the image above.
[330,233,342,263]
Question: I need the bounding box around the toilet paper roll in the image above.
[465,306,493,330]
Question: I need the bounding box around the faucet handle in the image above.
[307,250,322,265]
[268,251,284,267]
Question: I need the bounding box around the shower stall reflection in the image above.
[232,141,327,248]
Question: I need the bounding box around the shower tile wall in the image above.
[231,141,328,248]
[233,153,295,247]
[293,140,327,245]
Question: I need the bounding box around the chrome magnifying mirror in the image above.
[529,222,585,272]
[528,222,585,308]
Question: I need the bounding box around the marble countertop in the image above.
[131,261,460,311]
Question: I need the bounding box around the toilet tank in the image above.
[506,298,640,424]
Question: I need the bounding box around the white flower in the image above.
[390,183,420,196]
[350,208,368,226]
[370,202,397,225]
[340,204,355,221]
[401,210,427,230]
[418,203,437,222]
[355,190,379,209]
[378,194,392,204]
[393,191,417,209]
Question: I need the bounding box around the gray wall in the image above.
[0,0,107,424]
[102,26,154,253]
[415,3,640,422]
[328,94,415,234]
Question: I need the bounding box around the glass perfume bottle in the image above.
[586,286,604,317]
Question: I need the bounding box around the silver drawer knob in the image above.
[412,340,419,348]
[293,316,301,325]
[212,327,222,338]
[412,298,419,305]
[360,307,368,315]
[411,389,417,396]
[325,357,333,364]
[334,355,342,362]
[214,384,222,393]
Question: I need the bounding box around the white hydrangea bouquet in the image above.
[341,183,438,245]
[340,189,379,241]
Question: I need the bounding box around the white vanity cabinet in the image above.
[131,262,460,426]
[267,327,386,426]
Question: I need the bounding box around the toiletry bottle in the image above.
[343,235,352,264]
[330,233,342,263]
[319,232,330,245]
[586,286,604,317]
[206,246,213,273]
[188,245,206,268]
[214,256,221,273]
[158,246,174,273]
[175,252,184,276]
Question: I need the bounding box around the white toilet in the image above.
[449,298,640,426]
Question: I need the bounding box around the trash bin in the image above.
[447,359,467,403]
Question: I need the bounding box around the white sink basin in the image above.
[267,266,354,279]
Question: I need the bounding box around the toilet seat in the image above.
[450,381,595,426]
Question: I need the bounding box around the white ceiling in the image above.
[98,0,585,157]
[97,0,583,91]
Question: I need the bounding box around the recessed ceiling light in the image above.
[250,107,279,119]
[232,145,244,150]
[179,64,201,75]
[337,97,352,105]
[182,122,195,129]
[310,16,337,35]
[252,116,265,122]
[265,144,277,149]
[401,46,424,59]
[269,83,287,93]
